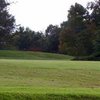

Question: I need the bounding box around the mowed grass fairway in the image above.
[0,51,100,100]
[0,60,100,88]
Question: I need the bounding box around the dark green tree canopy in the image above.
[87,0,100,26]
[68,3,88,31]
[45,24,61,52]
[59,3,95,56]
[0,0,15,48]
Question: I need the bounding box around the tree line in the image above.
[0,0,100,60]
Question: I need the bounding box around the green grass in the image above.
[0,50,73,60]
[0,60,100,88]
[0,50,100,99]
[0,87,100,100]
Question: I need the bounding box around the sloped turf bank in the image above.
[0,50,73,60]
[0,88,100,100]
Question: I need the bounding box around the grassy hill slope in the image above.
[0,50,73,60]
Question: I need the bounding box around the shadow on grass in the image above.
[0,93,100,100]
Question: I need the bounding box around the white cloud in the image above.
[9,0,90,31]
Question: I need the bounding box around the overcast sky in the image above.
[9,0,91,32]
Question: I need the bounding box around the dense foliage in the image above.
[59,0,100,59]
[0,0,15,49]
